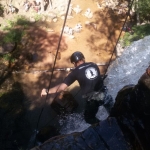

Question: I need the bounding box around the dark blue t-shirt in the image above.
[63,62,101,95]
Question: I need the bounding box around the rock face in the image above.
[105,36,150,100]
[110,67,150,150]
[32,118,130,150]
[51,91,78,115]
[31,66,150,150]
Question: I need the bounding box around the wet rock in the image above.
[31,118,130,150]
[36,125,60,143]
[51,91,78,115]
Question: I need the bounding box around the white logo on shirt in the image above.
[85,67,98,80]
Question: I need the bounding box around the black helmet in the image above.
[70,51,85,63]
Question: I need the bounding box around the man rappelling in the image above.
[41,51,113,124]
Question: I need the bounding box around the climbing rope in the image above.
[102,0,135,82]
[34,0,72,146]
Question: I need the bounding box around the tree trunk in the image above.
[49,0,52,9]
[40,0,45,12]
[136,0,140,25]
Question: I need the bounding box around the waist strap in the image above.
[83,91,105,102]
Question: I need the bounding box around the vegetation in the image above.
[137,0,150,22]
[0,3,4,17]
[1,16,31,44]
[120,0,150,47]
[0,53,16,62]
[120,24,150,47]
[0,16,32,63]
[34,14,42,21]
[3,29,24,44]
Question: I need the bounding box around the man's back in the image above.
[64,62,102,95]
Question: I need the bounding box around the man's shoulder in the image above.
[87,62,98,67]
[77,62,98,69]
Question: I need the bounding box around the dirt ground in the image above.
[0,0,126,70]
[0,0,127,148]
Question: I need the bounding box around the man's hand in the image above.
[41,88,48,97]
[40,83,68,97]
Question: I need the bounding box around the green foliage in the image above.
[0,92,5,97]
[0,3,4,17]
[120,32,132,47]
[6,20,15,28]
[16,15,31,27]
[3,16,31,28]
[34,14,42,21]
[1,17,28,44]
[1,53,15,62]
[137,0,150,22]
[121,24,150,47]
[3,29,25,43]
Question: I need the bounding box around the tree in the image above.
[40,0,45,12]
[137,0,150,22]
[49,0,52,9]
[0,3,4,17]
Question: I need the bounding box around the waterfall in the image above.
[104,35,150,100]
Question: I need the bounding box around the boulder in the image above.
[31,118,131,150]
[51,91,78,115]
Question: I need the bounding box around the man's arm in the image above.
[41,83,68,97]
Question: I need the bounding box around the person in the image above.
[41,51,112,124]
